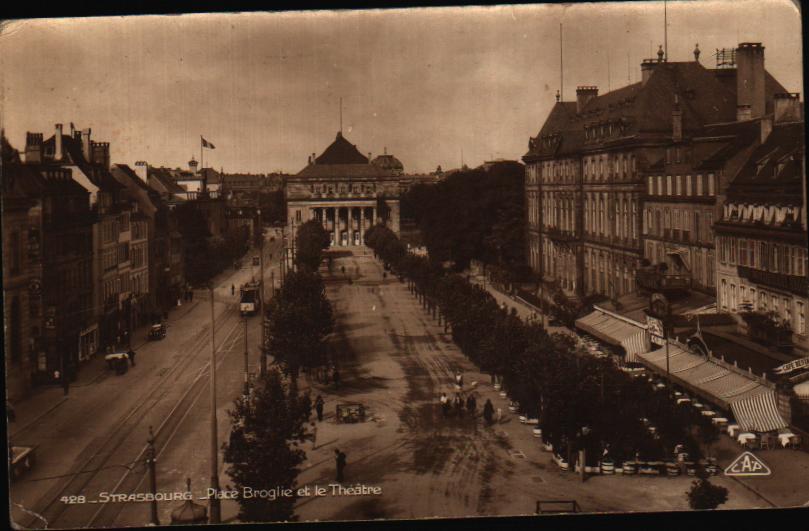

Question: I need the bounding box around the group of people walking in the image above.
[438,370,499,425]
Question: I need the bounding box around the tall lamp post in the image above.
[208,284,221,523]
[258,208,266,375]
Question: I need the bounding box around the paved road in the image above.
[9,234,284,529]
[290,250,766,522]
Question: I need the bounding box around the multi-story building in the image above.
[714,96,807,355]
[286,131,401,246]
[16,131,96,384]
[3,136,38,399]
[639,119,762,293]
[525,42,792,306]
[33,124,136,352]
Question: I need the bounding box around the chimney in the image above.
[80,128,92,161]
[368,152,373,163]
[55,123,63,161]
[92,141,110,169]
[576,86,598,114]
[69,122,75,137]
[760,116,773,143]
[24,132,43,163]
[134,161,148,183]
[641,59,656,86]
[736,42,765,120]
[311,153,316,165]
[188,157,198,173]
[672,94,683,142]
[774,92,802,123]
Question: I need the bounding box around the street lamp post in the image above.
[146,426,160,526]
[208,284,221,523]
[243,317,249,398]
[258,208,266,376]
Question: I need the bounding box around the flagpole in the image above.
[200,136,204,173]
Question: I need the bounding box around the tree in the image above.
[223,367,312,522]
[295,220,330,272]
[687,478,729,510]
[267,270,333,378]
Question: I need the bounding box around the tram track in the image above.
[21,298,242,530]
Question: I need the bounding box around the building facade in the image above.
[286,131,401,246]
[714,113,807,355]
[525,42,792,306]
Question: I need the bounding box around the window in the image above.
[798,301,806,334]
[666,175,672,195]
[708,173,716,196]
[686,174,692,196]
[676,175,682,195]
[721,279,727,309]
[657,175,663,195]
[295,210,302,222]
[648,176,654,195]
[696,174,703,195]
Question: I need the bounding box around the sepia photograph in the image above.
[1,1,807,528]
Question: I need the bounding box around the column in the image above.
[360,207,365,245]
[347,207,354,246]
[333,207,339,247]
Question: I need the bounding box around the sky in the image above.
[0,1,803,174]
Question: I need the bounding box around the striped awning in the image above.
[575,310,649,363]
[730,392,788,433]
[638,343,788,433]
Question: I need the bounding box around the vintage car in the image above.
[149,323,167,340]
[105,352,130,374]
[336,403,366,423]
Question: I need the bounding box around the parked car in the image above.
[149,323,167,340]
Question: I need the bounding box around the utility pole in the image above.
[258,208,266,375]
[243,317,249,397]
[208,285,221,523]
[146,426,160,526]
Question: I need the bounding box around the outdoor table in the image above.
[728,424,740,437]
[701,410,717,417]
[778,432,796,448]
[711,417,728,425]
[693,402,704,409]
[737,433,757,447]
[622,461,637,475]
[677,398,691,405]
[655,383,666,389]
[674,391,683,397]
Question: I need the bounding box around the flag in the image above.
[201,136,216,149]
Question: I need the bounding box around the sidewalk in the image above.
[8,298,201,440]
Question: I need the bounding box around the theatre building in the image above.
[286,131,401,246]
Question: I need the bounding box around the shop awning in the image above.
[637,342,788,433]
[575,309,649,363]
[730,392,788,433]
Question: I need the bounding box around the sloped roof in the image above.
[524,60,787,160]
[148,166,188,195]
[725,121,804,202]
[371,153,404,172]
[297,163,394,179]
[314,132,369,165]
[41,133,125,193]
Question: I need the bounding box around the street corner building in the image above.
[522,42,806,331]
[285,131,402,247]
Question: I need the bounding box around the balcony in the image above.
[636,265,691,292]
[737,266,807,297]
[545,226,579,243]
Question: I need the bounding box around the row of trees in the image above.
[175,202,249,286]
[365,225,723,468]
[223,219,334,522]
[401,161,526,272]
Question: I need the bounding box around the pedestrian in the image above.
[454,393,464,418]
[332,367,341,389]
[440,392,449,417]
[231,284,235,296]
[128,349,136,367]
[455,371,463,389]
[466,394,477,416]
[315,395,325,422]
[483,399,494,425]
[334,449,347,482]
